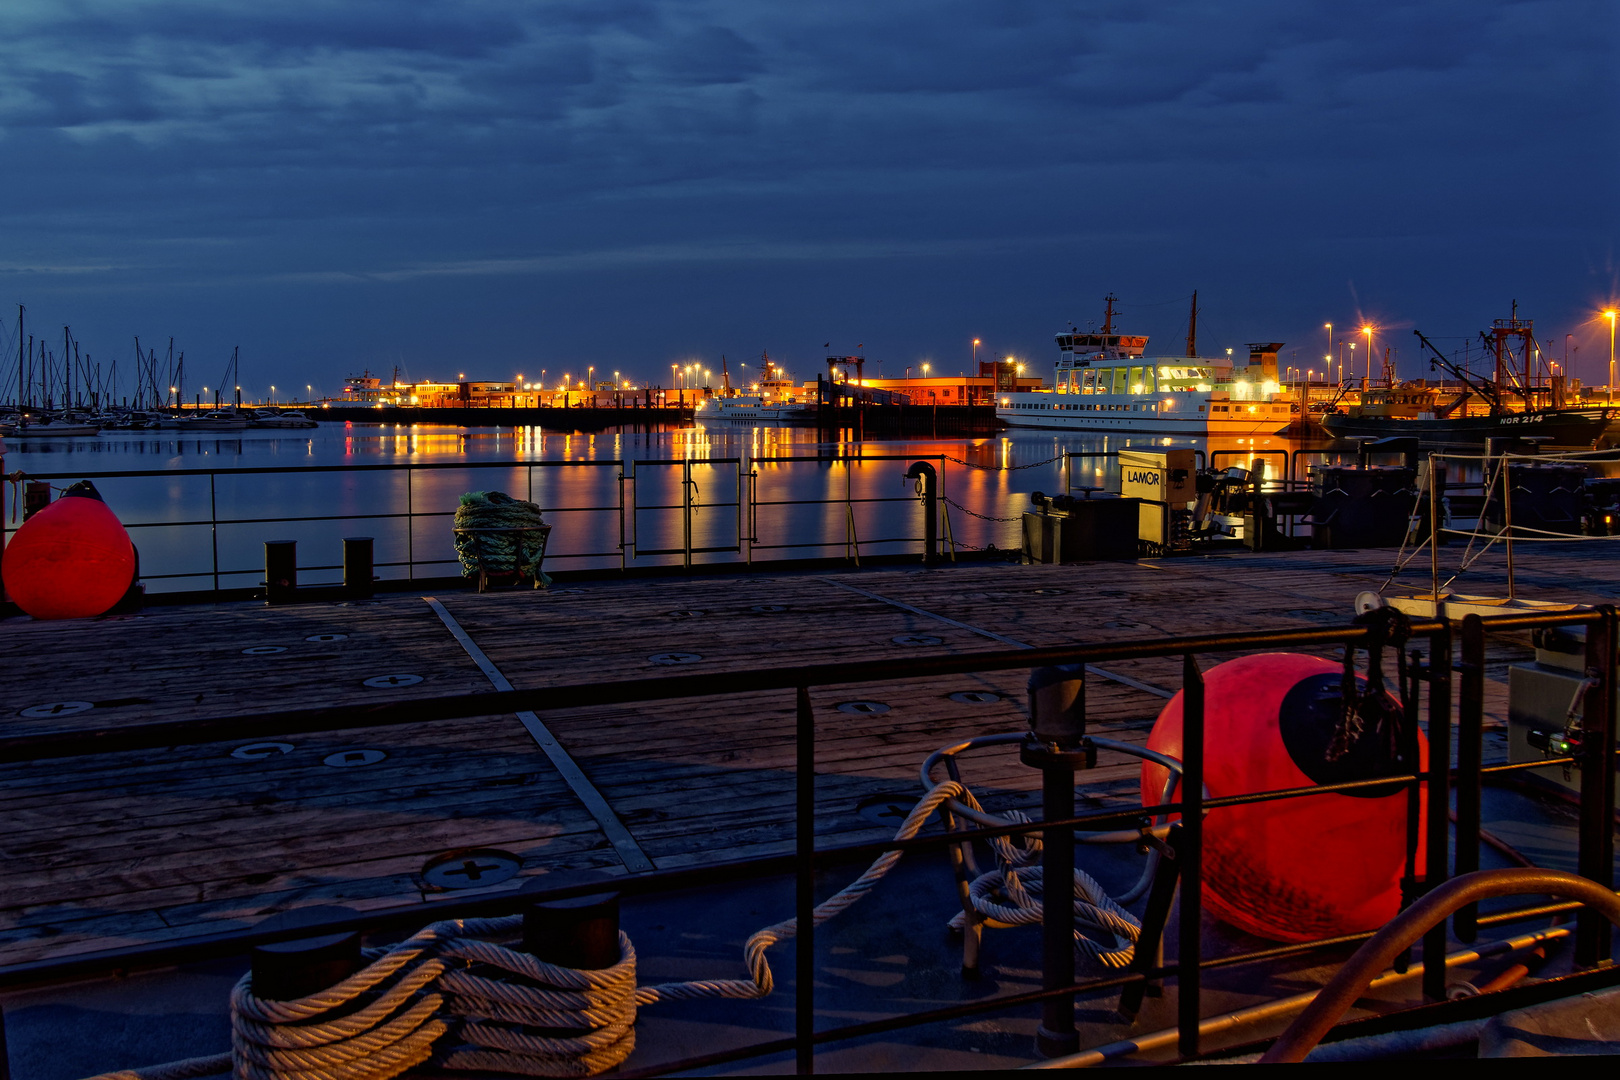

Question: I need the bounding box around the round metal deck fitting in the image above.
[649,652,702,665]
[1031,588,1067,596]
[363,673,423,688]
[20,701,94,718]
[323,749,387,768]
[891,633,943,647]
[665,609,704,619]
[241,646,287,655]
[749,604,788,613]
[949,691,1002,704]
[232,742,294,761]
[836,701,891,715]
[305,633,349,643]
[422,848,522,891]
[856,793,922,827]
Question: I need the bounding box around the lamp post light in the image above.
[972,338,980,369]
[1362,325,1374,384]
[1348,343,1357,387]
[1324,323,1333,381]
[1605,310,1617,406]
[306,384,312,404]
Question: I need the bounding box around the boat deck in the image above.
[5,541,1613,972]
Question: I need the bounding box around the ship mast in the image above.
[1101,293,1118,335]
[1185,290,1198,358]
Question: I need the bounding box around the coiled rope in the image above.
[82,778,1141,1080]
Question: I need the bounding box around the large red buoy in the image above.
[3,483,137,620]
[1141,653,1426,943]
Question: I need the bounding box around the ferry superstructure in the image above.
[997,303,1295,436]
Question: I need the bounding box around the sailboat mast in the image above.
[15,305,22,412]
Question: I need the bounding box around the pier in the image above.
[4,541,1620,1070]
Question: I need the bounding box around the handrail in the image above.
[1260,868,1620,1063]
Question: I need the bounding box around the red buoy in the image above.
[1141,653,1426,943]
[3,486,137,620]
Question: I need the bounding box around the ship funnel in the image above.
[1246,342,1284,382]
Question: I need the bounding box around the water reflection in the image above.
[6,420,1600,593]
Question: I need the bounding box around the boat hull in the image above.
[1321,409,1608,447]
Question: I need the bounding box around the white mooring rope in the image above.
[82,778,1142,1080]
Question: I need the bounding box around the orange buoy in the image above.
[1141,652,1426,943]
[3,484,137,620]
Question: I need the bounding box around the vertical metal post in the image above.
[406,466,415,581]
[209,472,220,595]
[265,540,297,604]
[1502,454,1515,600]
[618,468,627,571]
[905,461,938,566]
[682,459,693,570]
[795,685,815,1075]
[1427,455,1442,603]
[1422,621,1453,1001]
[343,537,374,599]
[1576,608,1617,966]
[1178,654,1205,1058]
[1036,754,1078,1057]
[1454,614,1485,943]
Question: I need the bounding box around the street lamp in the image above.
[270,385,276,404]
[1362,324,1374,384]
[1324,323,1333,382]
[972,338,980,368]
[1606,310,1617,405]
[1348,342,1357,387]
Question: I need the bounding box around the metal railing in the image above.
[0,453,961,595]
[2,606,1616,1071]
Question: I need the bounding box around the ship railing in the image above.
[2,608,1616,1070]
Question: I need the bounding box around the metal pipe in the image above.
[1576,607,1617,966]
[1454,614,1485,941]
[1027,925,1571,1069]
[795,684,815,1074]
[1178,654,1205,1056]
[1422,622,1453,1001]
[1263,869,1620,1062]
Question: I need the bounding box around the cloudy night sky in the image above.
[1,0,1615,397]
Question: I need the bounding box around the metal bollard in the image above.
[1021,664,1092,1058]
[251,905,363,1001]
[265,540,297,605]
[521,874,622,970]
[343,536,374,599]
[905,461,939,566]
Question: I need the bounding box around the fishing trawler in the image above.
[1321,308,1611,446]
[696,351,815,424]
[997,295,1296,435]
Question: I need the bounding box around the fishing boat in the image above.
[696,351,816,424]
[1321,309,1610,447]
[997,295,1297,435]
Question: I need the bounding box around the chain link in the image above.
[941,453,1062,472]
[943,496,1023,522]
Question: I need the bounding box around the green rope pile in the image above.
[453,491,550,584]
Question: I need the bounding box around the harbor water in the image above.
[3,418,1363,593]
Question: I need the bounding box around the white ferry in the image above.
[997,301,1296,436]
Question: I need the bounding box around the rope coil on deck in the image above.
[80,778,1141,1080]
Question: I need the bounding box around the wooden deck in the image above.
[2,541,1614,968]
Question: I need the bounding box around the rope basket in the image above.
[453,491,549,580]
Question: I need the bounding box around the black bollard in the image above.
[251,905,363,1001]
[343,536,374,599]
[521,874,622,970]
[22,481,49,521]
[265,540,297,605]
[904,461,939,566]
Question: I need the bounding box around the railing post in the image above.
[1576,606,1617,966]
[343,537,374,599]
[1022,664,1088,1058]
[1178,653,1204,1058]
[683,459,693,571]
[1454,614,1486,942]
[251,905,362,1002]
[1422,619,1453,1001]
[795,685,815,1075]
[209,472,220,596]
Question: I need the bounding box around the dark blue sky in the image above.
[2,0,1616,398]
